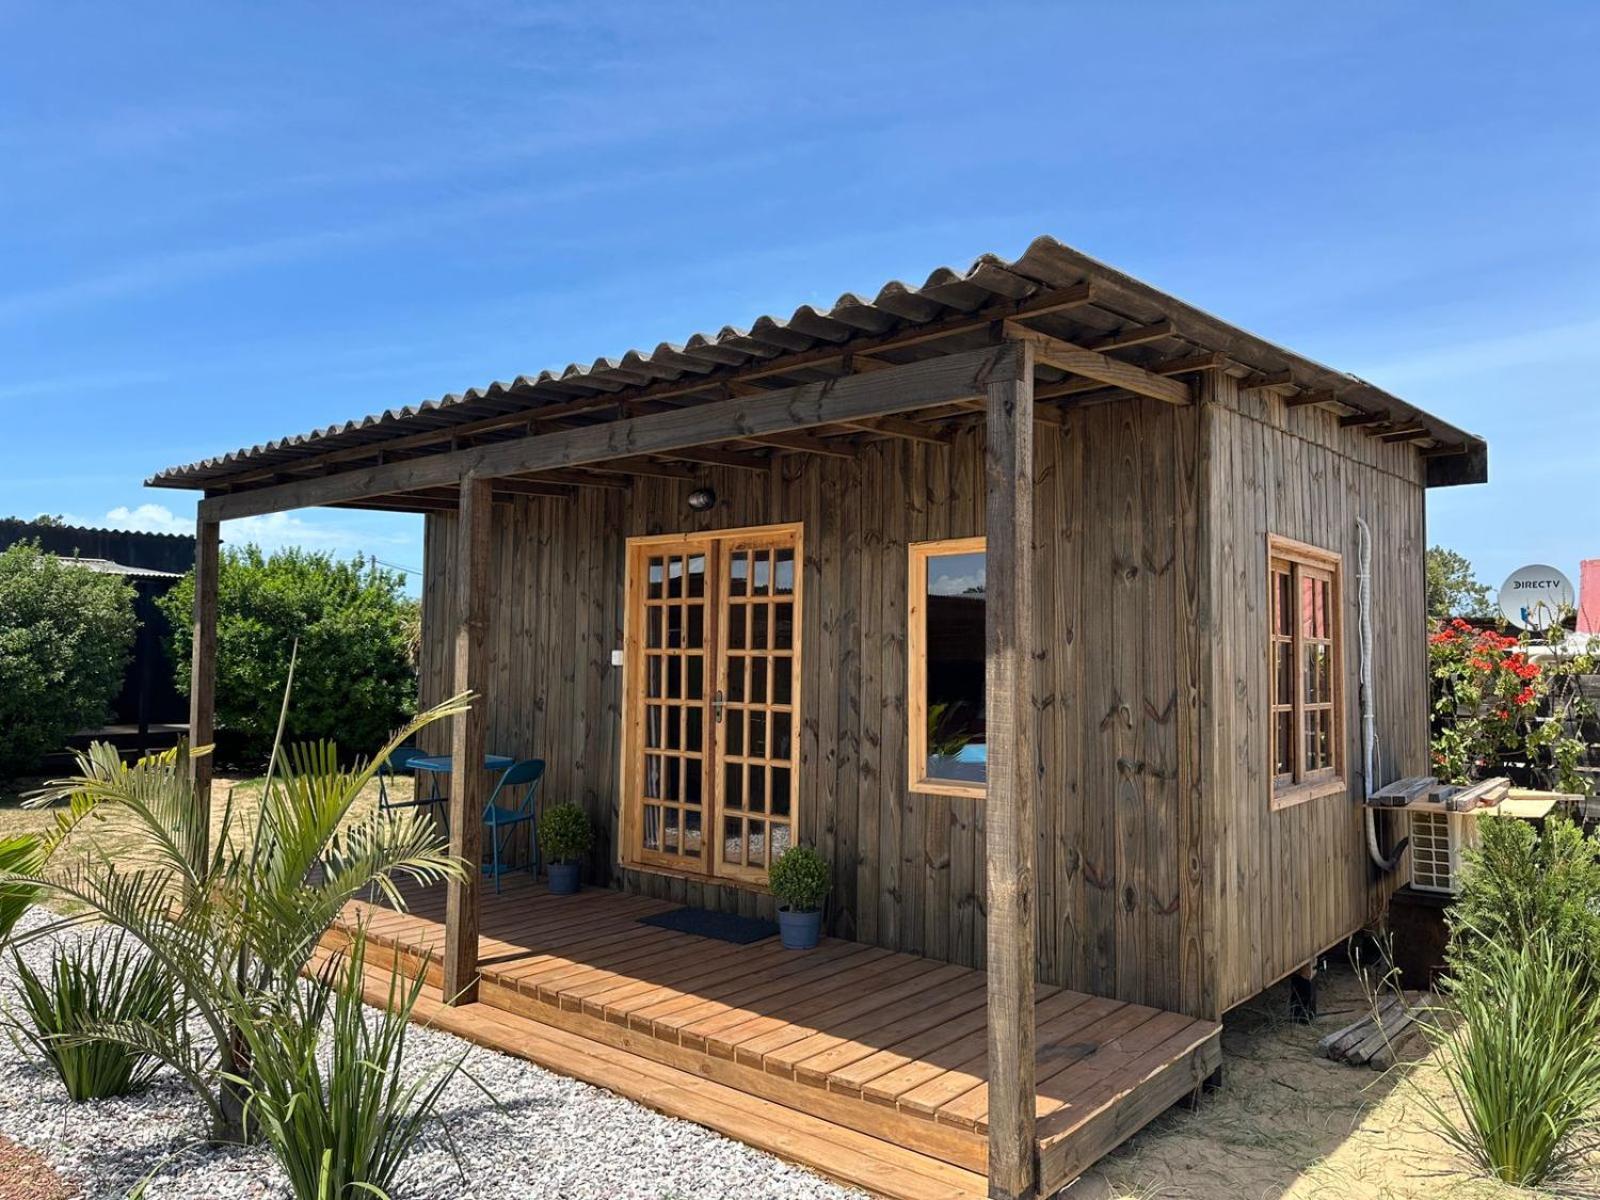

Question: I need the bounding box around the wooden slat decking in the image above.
[327,877,1220,1198]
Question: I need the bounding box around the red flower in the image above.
[1515,687,1536,707]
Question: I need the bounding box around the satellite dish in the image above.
[1498,564,1574,631]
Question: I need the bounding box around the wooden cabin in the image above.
[152,236,1486,1199]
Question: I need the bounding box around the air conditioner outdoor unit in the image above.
[1409,810,1481,895]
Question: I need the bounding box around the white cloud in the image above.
[102,502,192,535]
[96,503,411,557]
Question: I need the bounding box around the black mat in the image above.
[639,907,778,944]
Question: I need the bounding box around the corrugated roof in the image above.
[148,235,1486,489]
[59,557,183,580]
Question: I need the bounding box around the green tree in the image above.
[1427,544,1493,619]
[0,543,136,779]
[159,546,417,766]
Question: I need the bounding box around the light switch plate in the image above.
[611,648,624,667]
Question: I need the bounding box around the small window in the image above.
[1269,536,1344,809]
[908,538,986,798]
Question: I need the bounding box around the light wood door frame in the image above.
[621,522,804,884]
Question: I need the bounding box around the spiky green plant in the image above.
[0,648,471,1143]
[234,932,471,1199]
[7,931,173,1100]
[0,832,42,940]
[1419,928,1600,1187]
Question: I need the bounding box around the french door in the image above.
[624,524,801,883]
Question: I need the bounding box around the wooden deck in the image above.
[327,877,1220,1199]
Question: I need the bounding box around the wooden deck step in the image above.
[322,947,987,1200]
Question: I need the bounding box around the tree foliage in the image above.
[1427,545,1494,619]
[0,542,137,780]
[159,546,416,766]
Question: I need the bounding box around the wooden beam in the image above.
[199,345,1021,520]
[1375,424,1430,443]
[661,446,775,473]
[1239,368,1294,392]
[985,340,1038,1199]
[188,516,219,868]
[1003,322,1191,406]
[837,414,955,445]
[1339,410,1387,428]
[1283,389,1340,410]
[443,475,491,1006]
[1080,318,1175,352]
[738,429,859,459]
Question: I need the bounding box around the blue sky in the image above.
[3,2,1597,597]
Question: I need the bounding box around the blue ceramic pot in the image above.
[777,906,822,950]
[548,861,581,895]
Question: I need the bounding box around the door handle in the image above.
[712,689,725,723]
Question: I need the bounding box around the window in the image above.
[908,538,986,798]
[1269,536,1344,808]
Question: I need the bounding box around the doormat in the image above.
[639,907,778,945]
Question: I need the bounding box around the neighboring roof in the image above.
[0,518,193,543]
[59,556,183,580]
[148,235,1488,491]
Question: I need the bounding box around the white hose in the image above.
[1358,516,1406,872]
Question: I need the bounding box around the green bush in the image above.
[236,934,470,1199]
[0,543,136,779]
[538,802,592,863]
[159,547,416,766]
[1421,931,1600,1187]
[8,932,174,1100]
[769,845,829,913]
[1449,813,1600,994]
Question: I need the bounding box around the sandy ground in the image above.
[0,1133,72,1200]
[1079,961,1596,1200]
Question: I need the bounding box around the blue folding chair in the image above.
[483,759,546,893]
[376,747,445,821]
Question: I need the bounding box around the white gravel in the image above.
[0,910,861,1199]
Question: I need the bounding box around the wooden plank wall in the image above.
[416,401,1211,1017]
[1202,372,1426,1015]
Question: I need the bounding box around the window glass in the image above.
[1269,540,1342,803]
[923,549,987,785]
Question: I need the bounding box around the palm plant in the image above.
[1,655,471,1144]
[0,832,42,940]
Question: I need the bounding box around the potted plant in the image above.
[769,845,829,950]
[538,803,592,895]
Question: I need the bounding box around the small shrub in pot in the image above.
[538,803,592,894]
[769,845,829,949]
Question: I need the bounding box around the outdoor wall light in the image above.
[687,486,717,512]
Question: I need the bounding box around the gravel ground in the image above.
[0,911,861,1199]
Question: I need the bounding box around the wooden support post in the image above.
[985,340,1038,1200]
[188,517,219,867]
[443,474,492,1006]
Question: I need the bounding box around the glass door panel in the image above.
[632,543,711,872]
[714,539,798,882]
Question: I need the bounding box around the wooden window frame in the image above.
[1268,535,1346,811]
[618,522,804,886]
[908,536,987,800]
